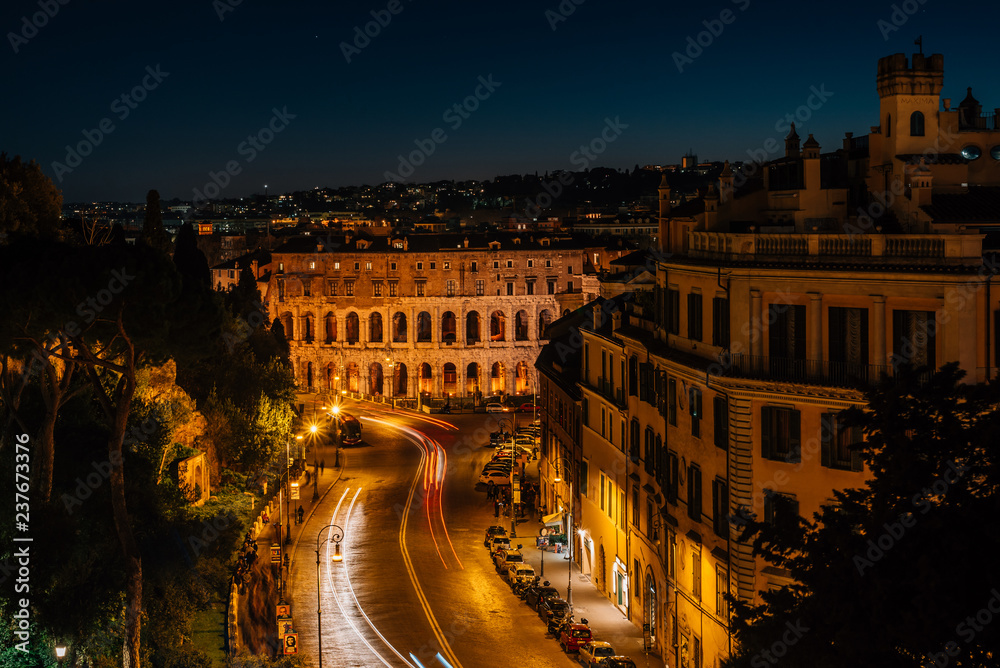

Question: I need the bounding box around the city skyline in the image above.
[4,0,998,202]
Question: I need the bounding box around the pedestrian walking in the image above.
[320,459,325,474]
[487,480,495,500]
[494,500,500,518]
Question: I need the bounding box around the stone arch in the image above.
[490,310,506,341]
[537,309,552,339]
[325,363,336,391]
[466,363,480,395]
[441,311,457,342]
[346,362,359,392]
[369,362,384,395]
[419,362,433,395]
[443,362,458,395]
[645,567,658,645]
[515,361,530,394]
[466,311,481,344]
[302,312,315,342]
[280,312,294,341]
[515,310,529,341]
[345,312,360,343]
[417,311,432,343]
[369,312,384,343]
[395,363,408,396]
[910,110,925,136]
[324,311,337,343]
[490,361,505,394]
[306,361,314,389]
[393,311,407,343]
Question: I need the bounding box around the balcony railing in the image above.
[725,353,928,388]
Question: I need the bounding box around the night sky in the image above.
[3,0,998,202]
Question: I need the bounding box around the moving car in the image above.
[559,622,592,652]
[485,401,506,413]
[579,641,616,667]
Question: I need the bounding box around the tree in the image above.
[0,153,62,240]
[724,363,1000,668]
[142,189,170,253]
[172,221,211,291]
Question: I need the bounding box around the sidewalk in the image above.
[511,517,667,668]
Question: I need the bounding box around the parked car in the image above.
[480,470,512,485]
[559,622,593,652]
[484,525,507,546]
[486,401,507,413]
[488,535,510,554]
[525,582,560,609]
[490,430,511,445]
[493,548,524,571]
[518,402,542,413]
[598,657,638,668]
[579,641,617,667]
[505,563,536,586]
[542,599,571,633]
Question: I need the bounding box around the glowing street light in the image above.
[314,524,345,668]
[55,645,67,664]
[553,457,575,613]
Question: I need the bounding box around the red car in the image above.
[559,623,593,652]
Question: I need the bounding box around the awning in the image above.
[542,511,565,527]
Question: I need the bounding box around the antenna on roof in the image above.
[915,35,923,55]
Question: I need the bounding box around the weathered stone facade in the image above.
[266,232,629,401]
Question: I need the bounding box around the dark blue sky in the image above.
[3,0,997,202]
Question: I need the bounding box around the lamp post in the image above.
[331,404,341,468]
[553,457,574,613]
[310,423,320,501]
[497,417,515,537]
[284,436,292,545]
[386,357,395,410]
[55,645,67,664]
[314,523,344,668]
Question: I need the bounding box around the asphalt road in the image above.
[287,404,579,668]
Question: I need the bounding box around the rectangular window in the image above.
[647,499,654,539]
[714,396,728,449]
[506,282,514,296]
[390,262,397,271]
[354,262,360,271]
[666,453,678,506]
[688,293,703,341]
[547,281,555,295]
[476,280,485,296]
[665,289,680,335]
[416,262,423,270]
[769,304,807,377]
[582,396,589,427]
[829,307,869,379]
[600,471,606,511]
[345,281,355,297]
[689,387,702,438]
[712,478,729,538]
[580,459,589,497]
[821,412,864,471]
[713,297,730,347]
[307,261,315,270]
[716,565,729,617]
[632,486,640,526]
[277,278,284,302]
[443,261,450,269]
[667,531,676,579]
[333,262,340,270]
[692,547,702,600]
[471,261,478,272]
[416,282,425,297]
[892,309,936,369]
[667,378,677,426]
[600,407,606,439]
[430,261,436,270]
[546,259,552,268]
[507,260,513,268]
[372,281,383,297]
[687,463,702,521]
[643,427,654,474]
[493,260,500,269]
[567,280,573,292]
[446,280,456,297]
[628,356,638,396]
[328,280,338,297]
[526,281,535,295]
[761,406,801,463]
[389,282,398,297]
[764,491,800,526]
[365,261,372,271]
[694,635,702,668]
[527,259,534,268]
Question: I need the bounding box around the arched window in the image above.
[538,309,553,339]
[515,310,529,341]
[910,111,925,137]
[369,363,384,395]
[369,312,383,343]
[280,312,294,341]
[515,361,530,393]
[490,362,505,394]
[419,363,433,395]
[394,363,408,396]
[417,311,432,342]
[302,313,315,343]
[345,312,359,343]
[325,312,337,343]
[466,311,481,344]
[392,312,407,343]
[441,311,457,342]
[443,363,457,393]
[346,363,359,392]
[886,114,891,137]
[490,311,506,341]
[466,363,480,395]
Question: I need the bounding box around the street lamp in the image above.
[314,523,345,668]
[385,357,395,410]
[496,417,516,537]
[284,435,292,546]
[331,404,341,468]
[310,423,320,501]
[55,645,67,664]
[553,457,574,612]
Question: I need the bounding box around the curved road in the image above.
[286,402,578,668]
